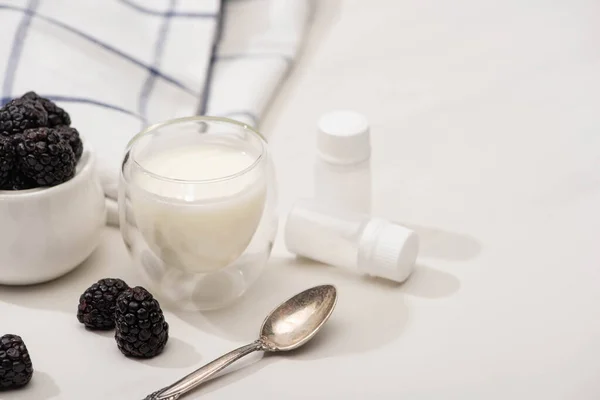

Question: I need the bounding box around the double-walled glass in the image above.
[119,117,277,310]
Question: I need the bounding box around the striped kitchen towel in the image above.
[0,0,311,225]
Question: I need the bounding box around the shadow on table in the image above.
[175,255,460,361]
[135,337,202,369]
[9,371,60,400]
[186,352,278,398]
[400,223,482,262]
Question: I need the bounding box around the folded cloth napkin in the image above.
[0,0,311,226]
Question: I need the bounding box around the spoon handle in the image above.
[147,340,264,400]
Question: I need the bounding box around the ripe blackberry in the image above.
[0,136,15,187]
[55,125,83,162]
[115,287,169,358]
[2,171,36,191]
[77,278,130,330]
[14,127,76,187]
[21,92,71,127]
[0,334,33,390]
[0,98,47,137]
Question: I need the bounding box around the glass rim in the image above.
[125,116,268,185]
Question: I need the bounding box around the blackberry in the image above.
[0,136,15,187]
[14,127,76,187]
[55,125,83,162]
[0,334,33,390]
[21,92,71,127]
[115,287,169,358]
[0,98,48,137]
[2,171,36,191]
[77,278,130,330]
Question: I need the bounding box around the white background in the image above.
[2,0,600,399]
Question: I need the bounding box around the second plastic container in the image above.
[285,200,419,283]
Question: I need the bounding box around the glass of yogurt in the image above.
[119,116,277,310]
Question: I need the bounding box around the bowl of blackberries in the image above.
[0,92,106,285]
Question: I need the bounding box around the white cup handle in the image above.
[106,198,119,227]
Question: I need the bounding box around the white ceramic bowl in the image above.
[0,147,106,285]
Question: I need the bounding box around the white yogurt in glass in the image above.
[129,142,267,273]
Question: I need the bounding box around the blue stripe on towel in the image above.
[138,0,177,122]
[2,0,39,100]
[119,0,216,18]
[0,3,197,96]
[48,96,143,120]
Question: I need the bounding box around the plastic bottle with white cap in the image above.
[314,110,372,214]
[285,200,419,283]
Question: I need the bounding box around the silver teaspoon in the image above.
[145,284,338,400]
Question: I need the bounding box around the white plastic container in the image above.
[314,110,372,214]
[284,200,419,283]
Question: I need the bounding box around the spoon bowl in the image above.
[261,285,337,351]
[147,284,338,400]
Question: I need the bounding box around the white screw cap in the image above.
[317,110,371,165]
[357,218,419,283]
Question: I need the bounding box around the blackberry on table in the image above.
[55,125,83,162]
[0,98,48,137]
[0,334,33,390]
[115,287,169,358]
[21,91,71,127]
[14,127,76,187]
[77,278,130,330]
[0,136,15,188]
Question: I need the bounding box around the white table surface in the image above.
[2,0,600,399]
